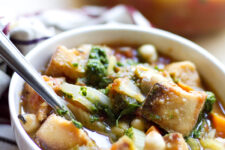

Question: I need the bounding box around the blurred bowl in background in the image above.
[93,0,225,36]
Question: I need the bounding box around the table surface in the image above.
[1,0,225,65]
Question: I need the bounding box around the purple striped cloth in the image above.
[0,5,151,149]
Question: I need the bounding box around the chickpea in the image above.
[138,44,158,64]
[144,131,166,150]
[131,118,145,131]
[111,122,129,137]
[111,126,124,137]
[118,122,129,130]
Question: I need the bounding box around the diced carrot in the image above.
[111,136,135,150]
[211,112,225,138]
[146,126,160,135]
[178,82,193,92]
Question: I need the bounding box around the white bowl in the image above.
[9,25,225,150]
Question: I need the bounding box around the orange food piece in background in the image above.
[211,112,225,138]
[177,82,193,92]
[146,126,160,135]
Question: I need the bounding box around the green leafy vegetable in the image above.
[204,91,216,114]
[125,127,134,139]
[80,86,87,96]
[99,77,112,88]
[72,119,83,128]
[116,61,124,67]
[62,92,73,99]
[72,63,79,67]
[90,115,100,123]
[124,127,146,150]
[94,102,115,120]
[99,87,110,95]
[57,107,68,116]
[154,65,163,72]
[86,47,111,88]
[116,103,140,126]
[189,91,216,138]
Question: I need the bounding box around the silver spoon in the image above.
[0,32,113,147]
[0,31,76,121]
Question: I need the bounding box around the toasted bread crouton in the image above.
[22,82,44,114]
[164,133,188,150]
[22,76,64,115]
[134,65,173,95]
[111,136,136,150]
[142,82,207,136]
[165,61,202,90]
[42,75,65,93]
[35,114,95,150]
[46,46,90,80]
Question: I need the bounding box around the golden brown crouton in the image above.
[164,133,188,150]
[45,46,90,80]
[111,136,136,150]
[165,61,202,90]
[22,76,64,115]
[35,114,95,150]
[134,65,173,95]
[142,82,207,136]
[22,83,44,114]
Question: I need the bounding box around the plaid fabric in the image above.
[0,5,151,149]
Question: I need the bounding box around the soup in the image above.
[19,44,225,150]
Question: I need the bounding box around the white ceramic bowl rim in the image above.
[8,25,225,150]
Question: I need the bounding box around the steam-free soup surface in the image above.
[19,44,225,150]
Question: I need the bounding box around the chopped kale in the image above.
[94,102,115,120]
[105,87,110,95]
[90,115,100,123]
[115,96,141,126]
[124,127,134,139]
[189,91,216,138]
[72,119,83,129]
[62,92,73,99]
[57,107,68,116]
[99,87,110,95]
[154,65,163,72]
[116,61,124,67]
[116,103,140,126]
[72,63,78,67]
[80,86,87,96]
[86,47,111,88]
[204,91,216,114]
[99,77,112,88]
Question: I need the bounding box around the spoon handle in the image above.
[0,31,75,120]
